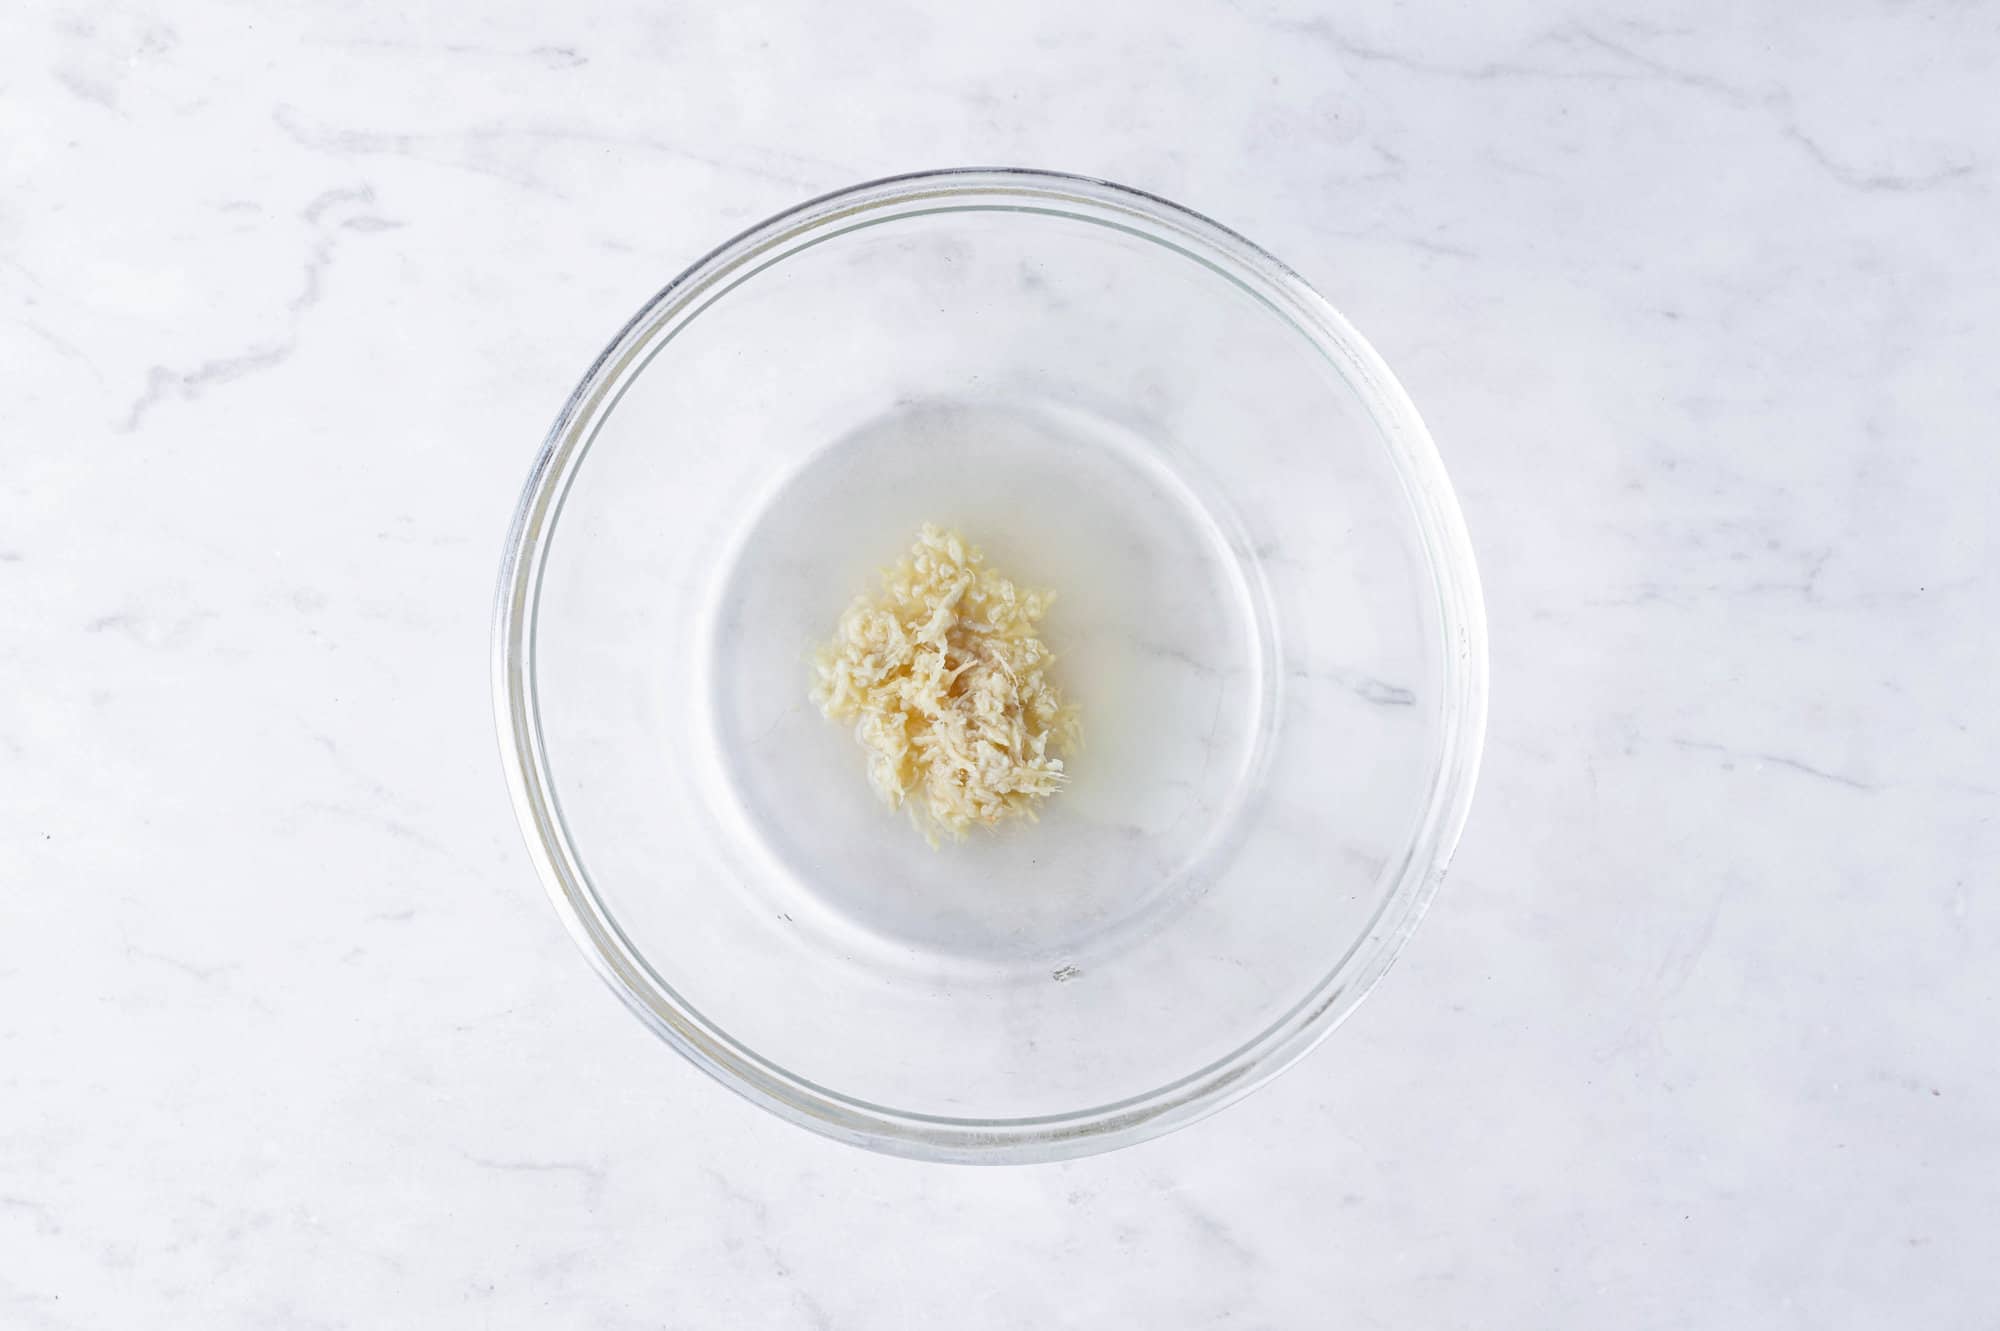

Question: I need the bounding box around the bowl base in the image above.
[702,395,1277,983]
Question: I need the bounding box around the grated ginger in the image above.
[810,524,1080,842]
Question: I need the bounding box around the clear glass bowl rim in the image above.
[492,167,1490,1164]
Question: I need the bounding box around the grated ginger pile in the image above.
[810,524,1080,842]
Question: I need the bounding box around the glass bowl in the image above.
[494,169,1487,1163]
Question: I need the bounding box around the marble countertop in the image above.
[5,2,1995,1325]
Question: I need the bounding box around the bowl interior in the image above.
[506,173,1483,1156]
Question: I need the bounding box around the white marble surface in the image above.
[5,1,1996,1324]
